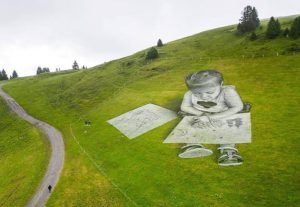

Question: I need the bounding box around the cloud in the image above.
[0,0,299,76]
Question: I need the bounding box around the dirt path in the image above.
[0,86,65,207]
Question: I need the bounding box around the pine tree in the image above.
[12,70,18,79]
[237,5,260,34]
[275,19,281,35]
[157,39,163,47]
[251,7,260,27]
[290,16,300,39]
[72,61,79,70]
[266,17,281,39]
[42,67,50,73]
[37,66,42,75]
[0,71,3,80]
[1,69,8,80]
[145,47,159,60]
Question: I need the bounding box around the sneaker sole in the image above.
[218,162,243,166]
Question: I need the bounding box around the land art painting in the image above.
[107,104,178,139]
[164,113,252,144]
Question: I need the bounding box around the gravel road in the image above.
[0,86,65,207]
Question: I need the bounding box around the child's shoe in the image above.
[217,147,243,166]
[179,144,213,158]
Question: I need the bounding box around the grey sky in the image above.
[1,0,299,77]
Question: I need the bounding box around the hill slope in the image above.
[2,15,300,206]
[0,97,49,207]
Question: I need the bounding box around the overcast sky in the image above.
[0,0,299,77]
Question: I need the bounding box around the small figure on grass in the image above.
[179,70,245,166]
[48,185,52,193]
[84,120,91,126]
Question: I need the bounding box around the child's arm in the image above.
[208,87,243,119]
[181,91,204,116]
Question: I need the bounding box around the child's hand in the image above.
[192,116,206,122]
[191,116,209,128]
[207,116,224,128]
[191,116,224,128]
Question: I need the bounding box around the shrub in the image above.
[145,47,159,60]
[249,32,257,40]
[282,28,290,37]
[285,43,300,53]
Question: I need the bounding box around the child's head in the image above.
[185,70,223,100]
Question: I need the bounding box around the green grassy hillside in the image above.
[2,15,300,206]
[0,98,49,207]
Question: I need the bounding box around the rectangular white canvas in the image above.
[107,104,178,139]
[164,113,252,144]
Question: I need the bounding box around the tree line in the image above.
[36,61,87,75]
[144,6,300,62]
[264,16,300,39]
[0,69,18,80]
[237,5,300,40]
[36,66,50,75]
[72,60,87,70]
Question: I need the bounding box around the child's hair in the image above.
[185,70,223,89]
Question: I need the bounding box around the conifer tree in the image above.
[37,66,42,75]
[42,67,50,73]
[12,70,18,79]
[237,5,260,34]
[250,7,260,30]
[72,61,79,70]
[1,69,8,80]
[157,39,163,47]
[290,16,300,39]
[266,17,281,39]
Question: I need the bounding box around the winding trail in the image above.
[0,86,65,207]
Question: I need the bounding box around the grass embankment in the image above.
[0,98,50,207]
[3,15,300,206]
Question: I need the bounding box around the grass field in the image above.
[1,15,300,206]
[0,98,50,207]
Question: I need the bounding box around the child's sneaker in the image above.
[179,144,213,158]
[218,147,243,166]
